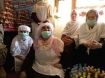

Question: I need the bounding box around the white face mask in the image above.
[41,31,51,39]
[87,20,96,27]
[18,32,29,38]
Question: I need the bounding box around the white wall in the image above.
[53,0,72,38]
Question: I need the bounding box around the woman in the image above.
[76,9,105,70]
[20,23,64,78]
[10,25,33,72]
[31,0,55,40]
[60,10,81,78]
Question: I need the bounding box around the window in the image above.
[74,0,105,22]
[76,0,105,8]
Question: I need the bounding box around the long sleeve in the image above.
[10,36,21,56]
[31,12,41,24]
[31,12,49,25]
[0,43,7,66]
[20,45,35,72]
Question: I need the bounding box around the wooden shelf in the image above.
[3,28,18,32]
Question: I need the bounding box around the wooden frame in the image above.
[55,0,59,12]
[0,0,4,14]
[72,0,105,10]
[72,0,76,10]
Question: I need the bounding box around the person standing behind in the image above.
[10,25,33,72]
[20,22,64,78]
[31,0,55,40]
[76,9,105,70]
[60,10,81,78]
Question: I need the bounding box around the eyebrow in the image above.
[19,31,28,32]
[42,26,50,28]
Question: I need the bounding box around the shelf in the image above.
[3,28,18,32]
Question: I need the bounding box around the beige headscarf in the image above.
[33,23,63,56]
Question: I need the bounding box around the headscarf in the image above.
[62,10,81,47]
[33,23,61,56]
[62,10,80,38]
[36,22,54,39]
[18,25,31,40]
[18,25,31,32]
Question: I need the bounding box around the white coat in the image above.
[10,35,33,71]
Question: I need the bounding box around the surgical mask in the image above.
[41,31,51,39]
[87,20,96,26]
[18,32,29,38]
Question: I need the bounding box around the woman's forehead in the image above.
[19,30,28,31]
[88,12,95,15]
[72,11,76,14]
[42,26,50,28]
[71,11,77,14]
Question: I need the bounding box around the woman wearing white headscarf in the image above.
[60,10,81,78]
[20,23,64,78]
[76,9,105,70]
[31,0,55,40]
[62,10,81,47]
[10,25,33,72]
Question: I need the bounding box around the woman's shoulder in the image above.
[80,22,87,27]
[66,21,71,26]
[97,21,105,25]
[12,35,19,41]
[53,37,63,43]
[28,36,33,39]
[53,36,60,40]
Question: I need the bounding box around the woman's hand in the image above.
[15,56,25,61]
[20,71,27,78]
[62,37,73,46]
[84,40,102,49]
[89,42,102,49]
[53,63,62,69]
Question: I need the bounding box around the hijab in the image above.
[62,10,80,38]
[33,23,62,56]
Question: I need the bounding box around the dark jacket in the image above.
[20,45,35,72]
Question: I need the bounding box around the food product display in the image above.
[1,0,31,28]
[70,64,105,78]
[16,9,31,28]
[1,0,14,28]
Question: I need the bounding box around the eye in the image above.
[19,31,27,33]
[42,26,50,30]
[91,16,95,19]
[47,27,50,29]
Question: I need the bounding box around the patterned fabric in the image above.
[0,22,7,78]
[0,42,7,67]
[0,67,6,78]
[0,24,4,42]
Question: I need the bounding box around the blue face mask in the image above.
[41,31,51,39]
[18,33,29,38]
[87,20,96,26]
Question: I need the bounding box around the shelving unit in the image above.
[4,28,17,32]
